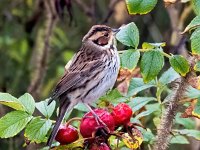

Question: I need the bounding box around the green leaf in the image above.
[36,99,56,118]
[120,49,140,70]
[18,93,35,114]
[0,93,24,110]
[170,135,189,144]
[135,109,156,119]
[141,128,155,144]
[116,22,139,48]
[183,16,200,33]
[25,117,52,143]
[100,89,123,102]
[192,0,200,15]
[140,50,164,83]
[128,97,156,112]
[175,129,200,140]
[127,78,156,97]
[191,28,200,54]
[74,103,88,112]
[194,60,200,71]
[175,113,195,129]
[186,86,200,99]
[0,111,32,138]
[169,55,189,76]
[159,67,180,85]
[194,97,200,115]
[126,0,157,15]
[54,140,84,150]
[145,103,160,112]
[142,42,166,49]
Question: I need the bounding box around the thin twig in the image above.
[74,0,93,17]
[101,0,122,24]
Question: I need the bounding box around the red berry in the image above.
[80,109,115,138]
[111,103,132,126]
[90,143,110,150]
[55,124,79,145]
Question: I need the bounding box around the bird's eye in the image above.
[104,33,109,37]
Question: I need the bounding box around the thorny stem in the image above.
[153,70,194,150]
[153,77,186,150]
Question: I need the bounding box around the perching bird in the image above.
[47,25,120,147]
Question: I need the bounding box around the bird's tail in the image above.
[47,101,70,147]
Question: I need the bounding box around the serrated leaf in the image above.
[126,0,157,15]
[176,129,200,140]
[175,113,195,129]
[159,67,180,85]
[191,28,200,54]
[135,109,156,119]
[145,103,160,112]
[18,93,35,114]
[183,16,200,33]
[100,89,123,103]
[170,135,189,144]
[136,103,160,119]
[128,97,156,112]
[116,22,139,48]
[127,78,156,97]
[194,97,200,115]
[74,103,88,112]
[169,55,189,76]
[0,93,24,110]
[0,111,32,138]
[36,99,56,118]
[194,61,200,71]
[25,117,52,143]
[141,128,155,143]
[186,86,200,99]
[192,0,200,15]
[120,49,140,70]
[140,50,164,83]
[53,140,84,150]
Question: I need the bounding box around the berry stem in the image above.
[66,117,82,126]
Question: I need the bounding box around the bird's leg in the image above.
[84,103,108,129]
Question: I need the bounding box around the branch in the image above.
[153,57,195,150]
[74,0,93,17]
[28,0,58,99]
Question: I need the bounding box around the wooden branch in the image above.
[153,57,195,150]
[28,0,58,99]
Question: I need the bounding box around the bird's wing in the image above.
[51,47,104,100]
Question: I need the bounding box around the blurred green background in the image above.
[0,0,198,149]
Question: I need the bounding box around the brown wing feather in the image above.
[51,43,104,100]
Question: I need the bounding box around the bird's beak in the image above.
[112,28,120,35]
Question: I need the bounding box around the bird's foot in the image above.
[84,103,110,132]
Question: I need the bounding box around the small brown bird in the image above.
[47,25,120,146]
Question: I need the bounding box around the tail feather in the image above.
[47,101,70,147]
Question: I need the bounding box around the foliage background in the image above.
[0,0,199,150]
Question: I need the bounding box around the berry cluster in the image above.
[54,103,142,149]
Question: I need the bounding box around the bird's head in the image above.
[82,25,120,48]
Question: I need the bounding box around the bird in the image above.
[47,25,120,147]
